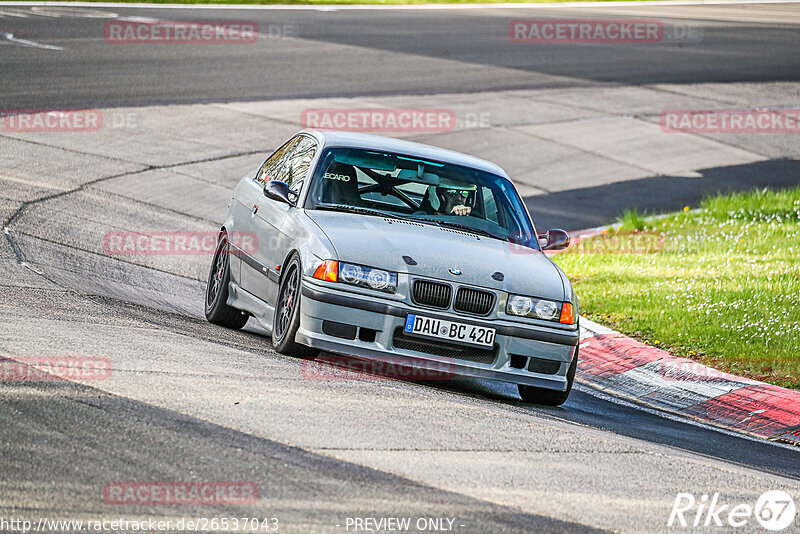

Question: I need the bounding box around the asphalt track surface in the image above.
[3,3,800,230]
[1,4,800,108]
[1,3,800,533]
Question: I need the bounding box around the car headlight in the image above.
[339,262,397,293]
[507,295,573,324]
[508,295,534,316]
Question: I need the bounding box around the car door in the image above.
[240,135,317,307]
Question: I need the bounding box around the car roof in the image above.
[302,130,509,178]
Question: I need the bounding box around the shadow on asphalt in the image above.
[526,158,800,231]
[420,376,800,480]
[305,352,800,480]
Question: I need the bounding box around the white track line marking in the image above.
[0,0,798,10]
[2,32,64,50]
[0,7,31,16]
[116,15,161,22]
[29,5,118,17]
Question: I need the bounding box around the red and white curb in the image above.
[577,317,800,445]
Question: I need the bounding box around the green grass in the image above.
[553,187,800,389]
[617,208,648,232]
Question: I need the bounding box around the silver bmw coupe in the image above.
[205,130,579,405]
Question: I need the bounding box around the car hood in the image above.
[305,211,566,301]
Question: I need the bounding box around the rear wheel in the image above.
[272,254,317,357]
[205,233,249,330]
[518,346,578,406]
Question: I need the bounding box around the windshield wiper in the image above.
[315,204,393,218]
[431,220,509,242]
[315,204,426,225]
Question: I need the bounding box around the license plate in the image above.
[404,314,496,348]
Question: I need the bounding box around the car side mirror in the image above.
[539,229,570,251]
[264,180,296,207]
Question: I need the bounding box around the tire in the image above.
[518,345,578,406]
[272,254,317,357]
[205,233,249,330]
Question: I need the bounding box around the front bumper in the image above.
[297,278,579,391]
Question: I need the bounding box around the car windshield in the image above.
[306,148,538,248]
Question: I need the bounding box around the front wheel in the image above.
[518,346,578,406]
[205,233,249,330]
[272,254,317,357]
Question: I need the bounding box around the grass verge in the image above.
[552,187,800,390]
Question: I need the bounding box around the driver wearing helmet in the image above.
[427,182,475,217]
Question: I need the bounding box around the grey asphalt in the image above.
[1,348,596,534]
[1,5,800,109]
[1,3,800,533]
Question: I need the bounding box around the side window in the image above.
[255,138,299,186]
[283,136,317,194]
[481,186,500,224]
